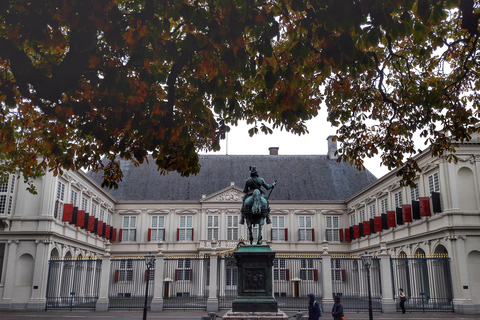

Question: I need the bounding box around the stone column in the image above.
[378,250,396,312]
[95,252,111,311]
[27,239,50,311]
[0,240,19,309]
[207,250,219,312]
[321,253,333,306]
[450,236,475,313]
[150,251,165,311]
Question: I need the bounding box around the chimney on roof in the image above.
[269,147,279,155]
[327,136,338,160]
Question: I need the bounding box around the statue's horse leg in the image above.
[257,218,264,245]
[247,221,254,245]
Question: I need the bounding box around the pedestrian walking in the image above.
[307,293,322,320]
[399,288,406,314]
[331,295,344,320]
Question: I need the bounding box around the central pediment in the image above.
[202,186,244,202]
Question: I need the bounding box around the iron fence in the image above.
[162,255,210,310]
[108,257,154,309]
[45,258,102,310]
[331,255,382,312]
[391,254,454,312]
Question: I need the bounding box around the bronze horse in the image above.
[243,189,269,245]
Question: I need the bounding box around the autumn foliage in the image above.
[0,0,479,190]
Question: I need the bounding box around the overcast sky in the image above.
[201,109,392,179]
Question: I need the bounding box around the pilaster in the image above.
[150,249,165,312]
[95,250,111,311]
[207,249,219,312]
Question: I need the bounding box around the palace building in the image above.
[0,136,479,314]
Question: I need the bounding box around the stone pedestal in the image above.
[222,310,289,320]
[232,245,277,313]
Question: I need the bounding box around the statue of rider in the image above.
[240,166,276,225]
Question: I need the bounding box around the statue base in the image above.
[232,245,277,313]
[222,309,289,320]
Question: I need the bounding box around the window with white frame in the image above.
[300,259,316,281]
[207,215,219,240]
[70,189,78,206]
[272,216,287,241]
[118,260,133,281]
[178,216,193,241]
[176,259,191,281]
[394,191,403,208]
[151,216,165,241]
[107,212,112,225]
[122,216,136,242]
[411,185,420,201]
[428,172,440,194]
[54,180,66,219]
[331,259,342,281]
[99,207,105,221]
[298,216,313,241]
[380,198,388,214]
[227,215,239,241]
[369,204,376,219]
[91,203,98,217]
[0,175,9,215]
[350,213,355,226]
[326,216,340,242]
[274,259,287,281]
[226,260,237,286]
[81,197,89,212]
[359,209,365,222]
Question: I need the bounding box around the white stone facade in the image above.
[0,140,479,313]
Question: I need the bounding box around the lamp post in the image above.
[361,251,373,320]
[143,252,156,320]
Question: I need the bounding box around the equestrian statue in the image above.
[240,166,276,245]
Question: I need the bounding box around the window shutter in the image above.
[162,229,165,241]
[115,270,119,282]
[419,197,431,217]
[363,221,371,236]
[402,204,413,222]
[87,216,95,232]
[339,228,344,242]
[133,229,136,241]
[432,192,441,213]
[83,213,89,229]
[70,207,78,225]
[96,220,104,235]
[285,228,288,241]
[118,229,123,243]
[381,213,388,230]
[191,228,194,241]
[359,223,364,237]
[344,228,351,241]
[353,225,360,239]
[311,228,315,242]
[396,207,404,225]
[102,222,107,237]
[105,225,111,239]
[93,218,99,233]
[313,269,318,281]
[386,211,396,228]
[148,228,152,241]
[177,228,179,241]
[111,228,117,241]
[412,200,421,220]
[341,269,346,282]
[271,229,273,240]
[374,216,382,232]
[369,218,375,234]
[285,269,290,281]
[75,210,85,227]
[62,204,74,222]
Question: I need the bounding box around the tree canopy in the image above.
[0,0,479,190]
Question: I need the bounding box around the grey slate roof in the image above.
[87,155,377,201]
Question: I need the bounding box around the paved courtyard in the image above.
[0,310,479,320]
